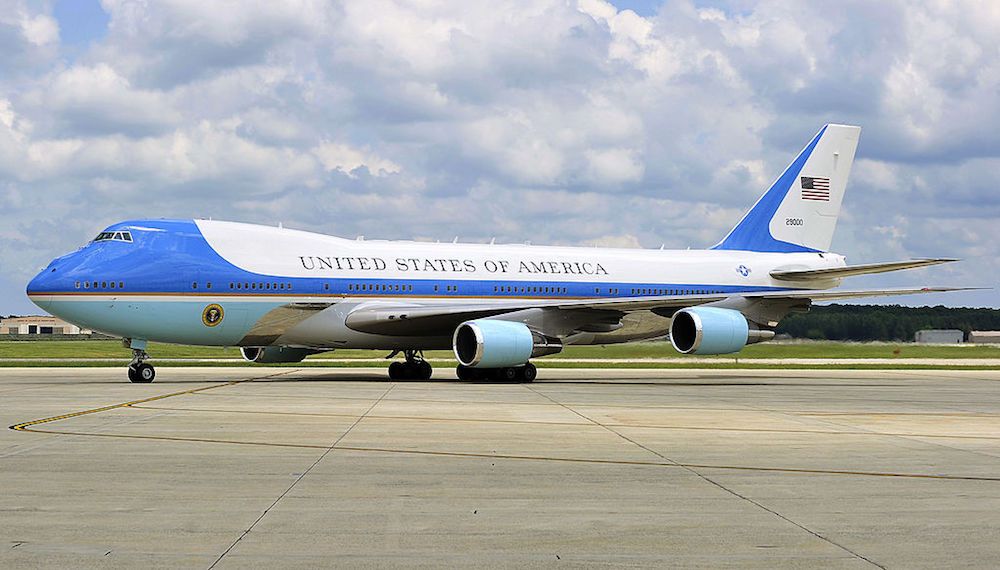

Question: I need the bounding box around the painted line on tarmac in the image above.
[129,403,1000,440]
[11,422,1000,482]
[9,373,1000,483]
[7,370,293,432]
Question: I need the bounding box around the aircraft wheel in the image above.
[388,361,404,380]
[456,365,476,381]
[499,367,518,381]
[131,363,155,383]
[520,363,537,382]
[417,360,433,380]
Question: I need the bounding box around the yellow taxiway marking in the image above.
[8,374,283,432]
[9,376,1000,483]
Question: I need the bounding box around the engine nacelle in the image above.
[453,320,561,368]
[240,346,321,363]
[669,307,774,355]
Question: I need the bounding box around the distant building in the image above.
[0,315,91,335]
[969,331,1000,344]
[914,329,964,344]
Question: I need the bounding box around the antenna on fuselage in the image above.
[453,236,459,243]
[489,237,495,244]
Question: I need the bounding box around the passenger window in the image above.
[101,281,107,288]
[83,282,89,289]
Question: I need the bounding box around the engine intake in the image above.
[453,320,561,368]
[669,307,774,355]
[241,347,322,363]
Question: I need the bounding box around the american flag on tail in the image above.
[800,176,830,201]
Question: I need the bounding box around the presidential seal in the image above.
[202,304,224,327]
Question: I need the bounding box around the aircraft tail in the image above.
[712,124,861,253]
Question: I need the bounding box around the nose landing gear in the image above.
[124,339,155,383]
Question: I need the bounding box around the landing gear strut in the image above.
[126,346,155,383]
[387,350,433,380]
[456,362,536,382]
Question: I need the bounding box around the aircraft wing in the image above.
[341,286,979,336]
[770,258,957,281]
[240,302,334,345]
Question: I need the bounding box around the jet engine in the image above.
[240,347,322,363]
[453,319,562,368]
[669,307,774,355]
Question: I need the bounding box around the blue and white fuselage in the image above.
[26,218,839,348]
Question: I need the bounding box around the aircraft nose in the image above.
[26,268,53,310]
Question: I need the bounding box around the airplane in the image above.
[26,124,970,383]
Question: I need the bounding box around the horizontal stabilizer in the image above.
[770,259,958,281]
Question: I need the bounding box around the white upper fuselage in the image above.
[198,220,846,294]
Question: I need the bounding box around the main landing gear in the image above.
[127,348,155,383]
[387,350,433,380]
[455,362,536,382]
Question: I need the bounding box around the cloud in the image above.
[0,0,998,314]
[34,63,181,135]
[313,141,401,177]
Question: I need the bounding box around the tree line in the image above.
[776,305,1000,341]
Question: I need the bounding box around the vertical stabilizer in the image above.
[712,124,860,253]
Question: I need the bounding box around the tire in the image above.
[134,363,155,383]
[417,361,433,380]
[127,365,139,383]
[520,363,537,382]
[388,361,404,380]
[456,365,476,381]
[499,367,518,381]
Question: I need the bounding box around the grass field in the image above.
[1,339,998,369]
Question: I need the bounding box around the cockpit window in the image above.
[94,231,133,243]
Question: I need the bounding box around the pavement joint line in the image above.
[207,382,396,570]
[789,408,1000,463]
[728,389,1000,465]
[127,403,1000,440]
[522,384,887,569]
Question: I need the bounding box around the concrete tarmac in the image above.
[2,367,1000,568]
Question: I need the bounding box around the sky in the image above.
[1,0,997,314]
